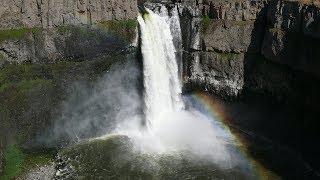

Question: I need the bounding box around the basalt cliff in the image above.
[0,0,320,178]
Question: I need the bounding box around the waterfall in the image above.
[137,7,184,131]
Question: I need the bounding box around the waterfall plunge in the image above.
[108,7,233,167]
[138,8,184,131]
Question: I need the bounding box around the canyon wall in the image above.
[0,0,139,174]
[172,0,320,101]
[1,0,319,99]
[0,0,137,29]
[0,0,138,64]
[1,0,320,176]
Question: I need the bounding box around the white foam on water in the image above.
[113,6,235,168]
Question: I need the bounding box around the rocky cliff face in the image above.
[177,0,268,97]
[1,0,320,177]
[165,0,320,100]
[262,0,320,77]
[0,0,138,64]
[0,0,138,29]
[0,0,139,175]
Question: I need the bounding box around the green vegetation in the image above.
[20,151,54,174]
[201,16,214,33]
[57,25,73,33]
[97,19,137,42]
[0,55,127,146]
[0,62,81,86]
[2,145,25,180]
[0,82,13,92]
[1,144,55,180]
[0,53,5,60]
[0,28,32,42]
[57,25,92,36]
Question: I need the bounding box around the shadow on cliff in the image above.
[240,3,320,179]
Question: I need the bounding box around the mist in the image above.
[38,6,239,171]
[38,56,143,147]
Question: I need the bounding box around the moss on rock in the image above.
[0,53,5,60]
[97,19,137,43]
[1,144,55,180]
[201,16,214,33]
[0,53,132,147]
[0,28,31,43]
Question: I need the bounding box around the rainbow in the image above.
[188,91,279,180]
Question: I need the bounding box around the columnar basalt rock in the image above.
[262,0,320,77]
[165,0,320,98]
[0,0,138,29]
[178,0,269,97]
[0,0,138,64]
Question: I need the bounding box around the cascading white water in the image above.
[138,8,184,131]
[109,6,233,164]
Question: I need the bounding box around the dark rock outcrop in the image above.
[262,0,320,77]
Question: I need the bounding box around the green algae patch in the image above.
[0,53,5,60]
[0,28,31,42]
[0,83,14,92]
[1,144,55,180]
[201,16,214,33]
[0,54,130,146]
[97,19,137,42]
[57,20,137,43]
[20,150,55,175]
[1,145,25,180]
[57,25,95,37]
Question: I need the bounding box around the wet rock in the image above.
[186,51,244,97]
[17,164,56,180]
[55,135,260,179]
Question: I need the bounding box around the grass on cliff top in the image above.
[1,144,55,180]
[97,19,137,42]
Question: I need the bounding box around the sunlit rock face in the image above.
[158,0,268,97]
[0,0,138,29]
[153,0,320,101]
[0,0,138,64]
